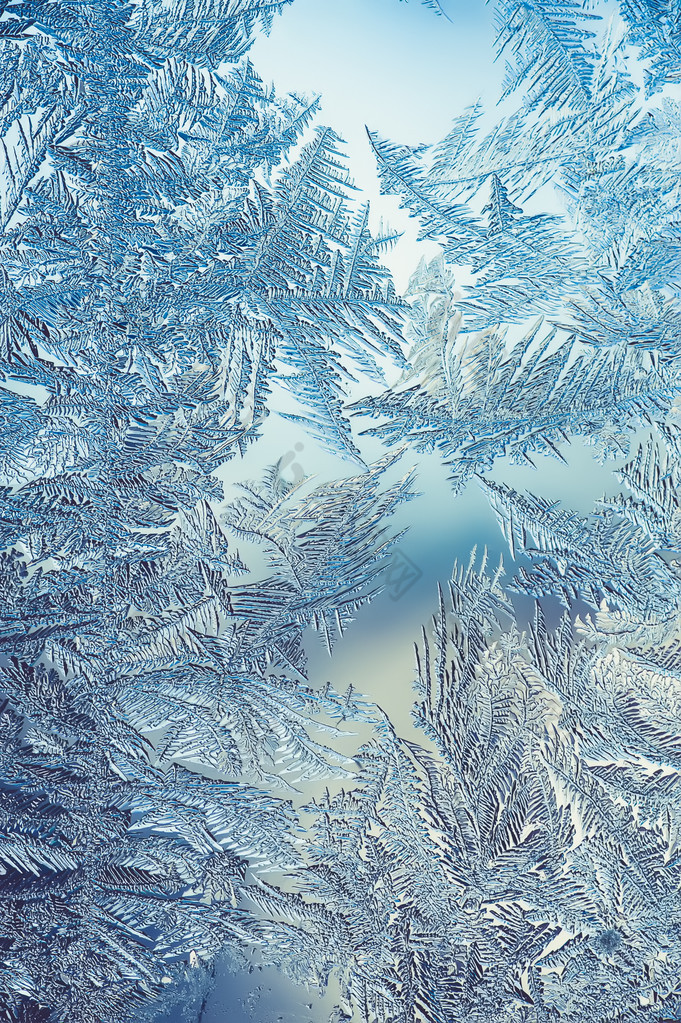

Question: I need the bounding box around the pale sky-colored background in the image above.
[250,0,503,292]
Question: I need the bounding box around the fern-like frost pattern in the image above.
[1,0,681,1022]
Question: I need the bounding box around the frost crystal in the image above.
[1,0,681,1022]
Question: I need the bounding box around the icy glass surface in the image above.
[0,1,680,1022]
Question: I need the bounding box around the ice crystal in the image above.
[1,0,681,1021]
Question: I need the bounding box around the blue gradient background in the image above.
[250,0,502,292]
